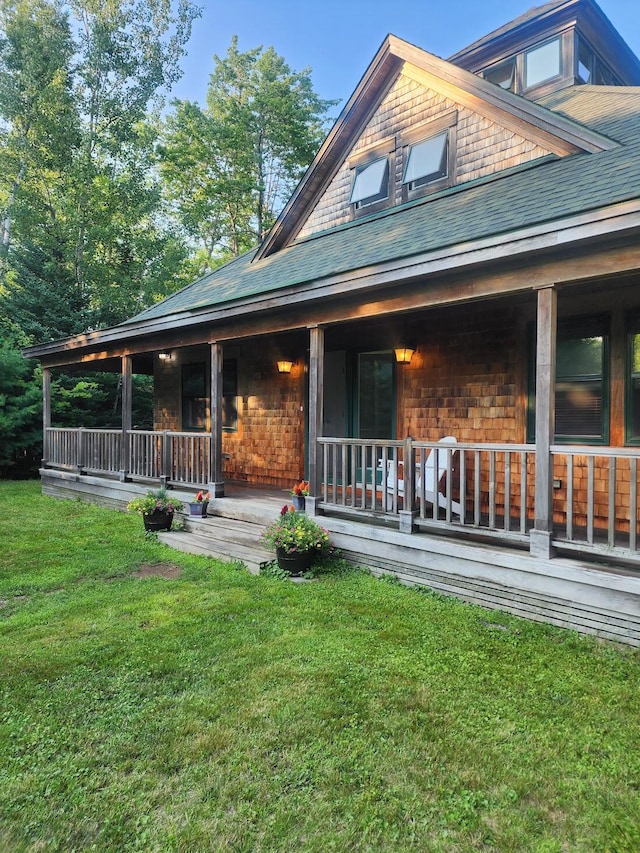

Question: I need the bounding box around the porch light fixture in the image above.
[394,347,414,365]
[277,359,294,374]
[158,351,173,361]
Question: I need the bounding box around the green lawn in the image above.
[1,481,639,852]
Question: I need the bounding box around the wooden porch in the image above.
[40,444,640,647]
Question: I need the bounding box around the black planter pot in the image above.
[143,509,174,532]
[292,495,306,512]
[276,547,314,577]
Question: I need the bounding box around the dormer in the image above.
[449,0,640,101]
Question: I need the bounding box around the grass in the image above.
[0,481,639,852]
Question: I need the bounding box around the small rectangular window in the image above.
[484,58,516,90]
[403,131,448,189]
[525,38,561,88]
[577,38,593,83]
[350,157,389,208]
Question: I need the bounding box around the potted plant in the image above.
[126,487,182,532]
[291,480,309,512]
[189,490,210,518]
[261,504,330,575]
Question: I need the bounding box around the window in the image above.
[403,131,448,190]
[182,363,207,431]
[528,317,608,443]
[525,37,561,89]
[626,327,640,442]
[223,358,238,433]
[555,325,607,441]
[484,58,516,91]
[577,38,593,83]
[350,157,389,209]
[357,352,394,440]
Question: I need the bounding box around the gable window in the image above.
[349,157,389,209]
[403,131,448,190]
[484,58,516,91]
[577,38,594,83]
[525,37,561,89]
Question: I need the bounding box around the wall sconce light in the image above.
[394,347,414,365]
[158,351,173,361]
[277,359,293,374]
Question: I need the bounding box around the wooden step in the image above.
[158,515,274,574]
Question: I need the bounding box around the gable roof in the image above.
[255,33,614,261]
[122,85,640,334]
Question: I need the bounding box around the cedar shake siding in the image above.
[297,71,552,241]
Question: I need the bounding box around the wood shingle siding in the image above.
[297,71,552,241]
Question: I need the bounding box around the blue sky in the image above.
[171,0,640,110]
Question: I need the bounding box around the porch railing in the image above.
[44,427,210,486]
[550,446,640,558]
[318,437,640,562]
[318,437,535,544]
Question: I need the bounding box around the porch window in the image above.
[402,131,448,190]
[182,363,207,431]
[350,157,389,209]
[626,329,640,442]
[357,352,394,440]
[528,317,608,443]
[223,358,238,433]
[555,326,607,441]
[525,37,561,89]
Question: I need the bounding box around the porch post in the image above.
[208,341,225,497]
[531,285,557,559]
[306,325,324,517]
[42,367,51,468]
[120,355,132,481]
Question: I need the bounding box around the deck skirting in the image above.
[321,516,640,647]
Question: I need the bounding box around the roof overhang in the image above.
[24,197,640,367]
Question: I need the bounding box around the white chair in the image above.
[385,436,462,519]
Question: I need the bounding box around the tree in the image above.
[0,0,199,342]
[159,37,336,270]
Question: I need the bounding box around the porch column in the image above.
[42,366,51,468]
[306,326,324,516]
[208,342,225,497]
[120,355,132,481]
[531,285,557,559]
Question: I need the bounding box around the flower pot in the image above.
[276,547,315,577]
[142,509,174,532]
[189,501,209,518]
[292,495,306,512]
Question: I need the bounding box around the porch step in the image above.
[158,515,274,574]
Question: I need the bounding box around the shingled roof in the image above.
[128,84,640,326]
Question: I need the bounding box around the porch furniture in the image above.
[384,436,462,519]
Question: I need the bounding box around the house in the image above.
[24,0,640,644]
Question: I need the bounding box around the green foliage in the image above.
[0,340,42,476]
[261,505,330,554]
[1,482,640,851]
[159,37,337,267]
[126,487,183,515]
